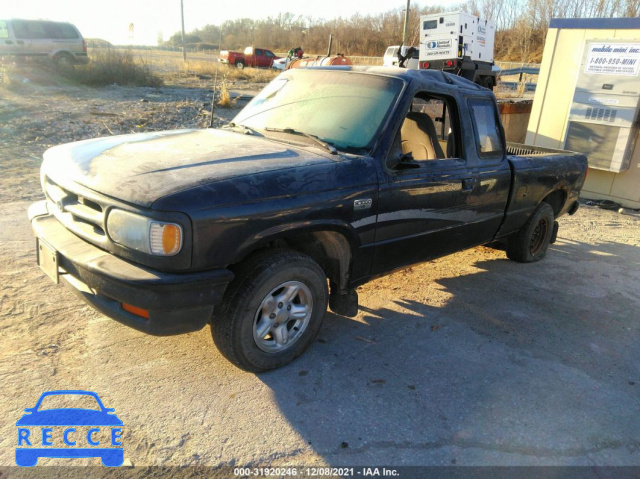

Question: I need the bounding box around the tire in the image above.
[54,53,74,71]
[235,61,245,70]
[212,249,328,372]
[506,202,555,263]
[480,76,494,90]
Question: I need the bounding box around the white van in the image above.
[0,19,89,67]
[383,45,419,70]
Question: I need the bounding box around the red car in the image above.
[219,46,279,69]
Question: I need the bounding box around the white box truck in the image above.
[418,11,497,88]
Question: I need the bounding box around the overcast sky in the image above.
[3,0,449,45]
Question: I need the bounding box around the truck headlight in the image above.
[107,209,183,256]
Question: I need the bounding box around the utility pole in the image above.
[180,0,187,61]
[402,0,410,45]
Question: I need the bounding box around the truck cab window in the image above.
[469,98,504,158]
[387,94,460,169]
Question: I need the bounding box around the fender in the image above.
[233,220,360,291]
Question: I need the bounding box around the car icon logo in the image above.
[16,390,124,467]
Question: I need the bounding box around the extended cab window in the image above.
[469,98,504,158]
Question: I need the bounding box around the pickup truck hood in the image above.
[42,129,331,208]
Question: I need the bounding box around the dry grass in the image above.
[68,49,163,87]
[494,73,537,100]
[217,80,237,108]
[495,88,531,99]
[0,63,15,88]
[181,60,279,82]
[0,62,61,89]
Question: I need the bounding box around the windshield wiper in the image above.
[224,122,256,135]
[264,127,338,155]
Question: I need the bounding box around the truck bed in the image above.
[498,142,588,238]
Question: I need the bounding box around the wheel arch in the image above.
[231,223,357,293]
[52,50,75,60]
[52,50,76,68]
[541,188,567,217]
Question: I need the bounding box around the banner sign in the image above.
[585,42,640,76]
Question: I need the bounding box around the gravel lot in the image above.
[1,70,639,473]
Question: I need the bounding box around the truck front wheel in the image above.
[506,203,555,263]
[235,60,245,69]
[212,249,328,372]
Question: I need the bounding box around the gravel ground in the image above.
[1,71,639,473]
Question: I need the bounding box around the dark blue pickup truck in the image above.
[29,67,587,371]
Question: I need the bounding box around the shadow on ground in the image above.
[256,238,640,465]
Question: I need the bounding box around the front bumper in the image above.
[29,201,233,336]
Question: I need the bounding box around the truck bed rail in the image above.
[506,142,573,156]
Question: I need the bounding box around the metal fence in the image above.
[495,61,541,70]
[111,46,540,70]
[119,47,541,94]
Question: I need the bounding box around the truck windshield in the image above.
[233,70,404,152]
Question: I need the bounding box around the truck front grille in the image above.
[44,177,109,246]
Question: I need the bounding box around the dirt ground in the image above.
[1,68,640,472]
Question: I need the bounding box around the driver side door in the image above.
[371,93,479,274]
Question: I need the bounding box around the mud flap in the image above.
[329,289,359,318]
[551,220,559,244]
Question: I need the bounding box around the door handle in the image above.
[16,40,25,45]
[462,177,476,191]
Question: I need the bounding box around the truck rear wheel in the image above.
[480,76,494,90]
[506,202,555,263]
[54,52,74,70]
[212,249,328,372]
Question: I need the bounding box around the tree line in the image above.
[166,0,640,62]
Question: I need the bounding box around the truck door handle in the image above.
[16,40,24,45]
[462,178,476,191]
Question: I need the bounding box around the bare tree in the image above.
[168,0,640,61]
